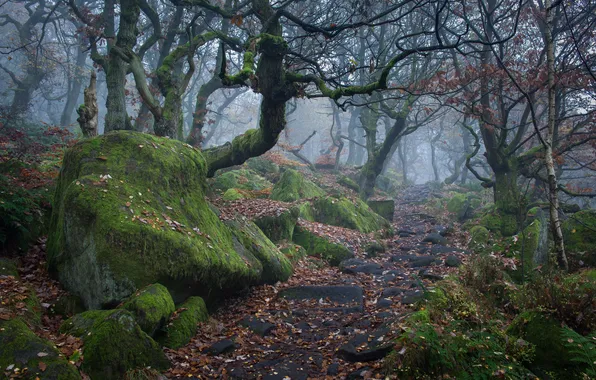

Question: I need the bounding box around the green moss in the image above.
[73,309,169,380]
[562,209,596,266]
[337,176,360,192]
[446,193,471,221]
[292,226,353,266]
[364,241,386,257]
[211,169,272,193]
[253,207,299,243]
[366,199,395,221]
[507,311,578,377]
[222,188,246,201]
[50,294,85,317]
[469,225,489,252]
[0,257,18,277]
[312,196,390,233]
[245,156,279,178]
[119,283,175,337]
[480,210,518,237]
[269,169,325,202]
[47,131,289,309]
[521,220,541,270]
[297,202,315,221]
[0,318,80,380]
[157,296,208,349]
[279,244,307,264]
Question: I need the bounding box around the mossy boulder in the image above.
[0,257,18,277]
[562,209,596,266]
[280,244,307,264]
[269,169,325,202]
[0,318,80,380]
[119,283,175,337]
[447,193,473,221]
[507,311,577,377]
[480,209,518,237]
[211,168,272,193]
[312,196,390,233]
[49,294,85,317]
[48,131,292,309]
[157,296,208,349]
[253,207,299,243]
[366,199,395,222]
[61,309,168,379]
[245,156,280,177]
[222,188,246,201]
[292,226,353,266]
[364,241,386,257]
[297,202,315,221]
[337,176,360,192]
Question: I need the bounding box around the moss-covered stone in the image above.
[253,207,299,243]
[211,168,272,193]
[507,311,578,377]
[157,296,208,349]
[119,283,175,337]
[337,176,360,192]
[48,132,292,309]
[312,196,390,233]
[447,193,472,221]
[62,309,168,379]
[0,318,80,380]
[469,225,489,252]
[280,244,307,264]
[292,226,353,266]
[246,156,279,177]
[364,241,386,257]
[222,188,246,201]
[562,209,596,266]
[49,294,85,317]
[269,169,325,202]
[0,257,18,277]
[480,209,518,237]
[366,199,395,222]
[297,202,315,221]
[224,216,293,284]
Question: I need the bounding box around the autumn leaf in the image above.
[38,362,47,372]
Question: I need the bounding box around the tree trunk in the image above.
[77,71,99,137]
[60,44,87,126]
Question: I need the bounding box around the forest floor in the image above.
[1,183,473,379]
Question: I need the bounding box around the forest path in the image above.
[166,185,470,379]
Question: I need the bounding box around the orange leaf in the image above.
[39,362,47,372]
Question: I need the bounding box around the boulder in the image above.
[222,188,247,201]
[562,209,596,266]
[292,226,353,266]
[0,318,80,380]
[61,309,169,379]
[0,257,18,277]
[312,196,390,233]
[48,131,292,309]
[469,225,489,251]
[211,168,272,193]
[269,169,325,202]
[158,296,209,349]
[253,206,299,243]
[119,283,175,337]
[480,209,518,237]
[245,156,280,178]
[337,176,360,192]
[366,199,395,221]
[280,244,307,264]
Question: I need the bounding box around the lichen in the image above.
[269,169,325,202]
[119,283,175,337]
[292,226,353,266]
[157,296,208,349]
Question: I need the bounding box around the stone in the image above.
[445,255,462,267]
[279,285,364,313]
[562,209,596,266]
[337,342,393,362]
[292,226,353,266]
[327,362,340,375]
[270,169,325,202]
[339,258,383,275]
[377,298,393,308]
[253,207,299,243]
[0,258,18,277]
[366,199,395,221]
[204,339,236,355]
[311,196,391,233]
[401,290,424,304]
[240,316,276,337]
[381,288,405,298]
[119,283,175,337]
[422,233,447,245]
[211,168,272,193]
[158,296,208,349]
[409,256,438,268]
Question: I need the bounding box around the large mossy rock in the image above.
[269,169,325,202]
[562,209,596,266]
[480,208,518,237]
[0,318,80,380]
[366,199,395,222]
[246,156,280,178]
[48,131,291,309]
[292,226,353,266]
[253,207,299,243]
[0,257,18,277]
[119,283,175,337]
[312,196,390,233]
[507,311,578,377]
[157,296,209,349]
[211,168,272,193]
[61,309,168,379]
[446,193,479,221]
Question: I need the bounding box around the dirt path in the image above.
[165,185,469,379]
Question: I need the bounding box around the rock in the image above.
[48,132,292,309]
[253,206,299,243]
[445,255,462,267]
[326,362,340,375]
[292,226,353,266]
[391,254,418,262]
[480,209,518,237]
[420,270,443,281]
[339,258,384,275]
[240,316,276,337]
[430,245,467,255]
[446,193,471,221]
[337,342,393,362]
[204,339,236,355]
[422,233,447,245]
[311,196,391,233]
[366,199,395,221]
[432,225,451,236]
[61,309,168,379]
[469,225,490,251]
[397,229,415,236]
[364,241,386,257]
[211,168,272,193]
[0,258,18,277]
[409,256,438,268]
[401,290,424,304]
[279,244,307,264]
[562,209,596,266]
[119,283,175,337]
[49,294,85,317]
[377,298,393,308]
[381,287,405,298]
[270,169,325,202]
[158,296,208,349]
[338,175,360,192]
[0,318,80,380]
[222,188,247,201]
[280,285,364,313]
[246,156,280,178]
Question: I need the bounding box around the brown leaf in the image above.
[38,361,47,372]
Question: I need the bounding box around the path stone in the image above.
[391,254,418,262]
[409,256,439,268]
[279,285,364,313]
[204,339,236,355]
[430,245,467,255]
[339,258,384,275]
[432,225,451,236]
[381,287,406,298]
[377,298,393,308]
[422,233,447,245]
[420,270,443,281]
[239,316,276,336]
[445,255,462,267]
[401,289,424,304]
[337,326,393,362]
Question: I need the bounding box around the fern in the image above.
[561,327,596,377]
